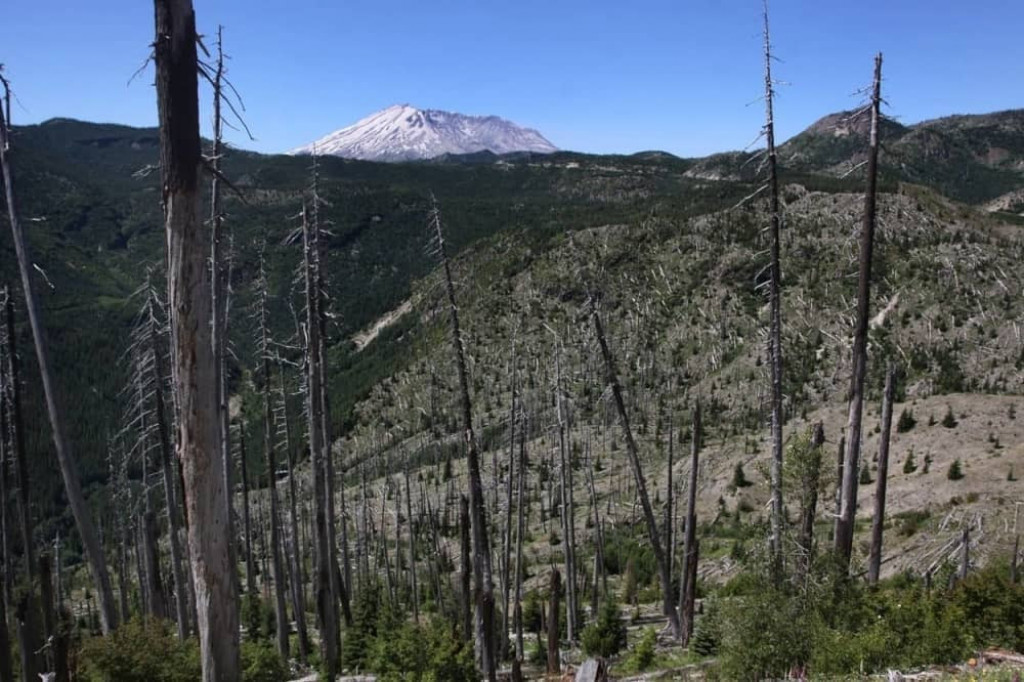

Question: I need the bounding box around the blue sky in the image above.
[4,0,1022,157]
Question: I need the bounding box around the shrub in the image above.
[690,600,721,657]
[903,450,918,474]
[941,406,958,428]
[581,598,627,658]
[859,464,873,485]
[896,408,916,433]
[80,618,200,682]
[624,628,657,672]
[241,641,288,682]
[732,463,752,488]
[947,458,964,481]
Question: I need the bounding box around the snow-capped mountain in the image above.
[290,104,558,161]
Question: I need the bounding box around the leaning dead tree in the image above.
[591,297,681,639]
[430,196,497,680]
[1,70,119,635]
[761,0,786,574]
[835,53,884,569]
[153,0,239,677]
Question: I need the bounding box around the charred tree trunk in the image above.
[460,493,473,644]
[153,1,239,676]
[2,290,33,585]
[591,303,680,638]
[835,53,884,569]
[239,427,256,597]
[0,588,12,682]
[1,72,118,635]
[546,568,561,675]
[500,336,517,658]
[679,404,701,644]
[867,364,896,585]
[431,199,497,680]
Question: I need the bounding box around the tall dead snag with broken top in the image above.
[302,202,340,676]
[835,53,884,570]
[553,339,578,642]
[591,297,681,639]
[255,247,289,659]
[867,363,896,585]
[0,70,119,634]
[430,196,497,680]
[679,403,701,646]
[153,1,239,678]
[761,0,786,575]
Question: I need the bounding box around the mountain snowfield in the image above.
[290,104,558,161]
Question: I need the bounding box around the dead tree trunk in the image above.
[867,364,896,585]
[835,53,884,569]
[585,432,607,614]
[278,369,310,662]
[301,204,339,677]
[591,302,680,638]
[0,71,118,635]
[153,1,239,676]
[149,297,190,638]
[460,493,473,644]
[0,588,12,682]
[258,273,289,661]
[238,427,256,597]
[665,418,674,580]
[679,404,701,644]
[2,289,33,585]
[546,568,561,675]
[554,346,578,642]
[513,416,528,663]
[431,198,497,680]
[761,2,786,574]
[500,333,517,659]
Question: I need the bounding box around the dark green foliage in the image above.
[896,408,916,433]
[366,617,477,682]
[581,598,627,658]
[731,463,752,489]
[859,464,873,485]
[79,618,201,682]
[941,405,958,428]
[624,628,657,671]
[947,458,964,480]
[903,450,917,474]
[240,641,288,682]
[713,556,1024,679]
[690,601,721,657]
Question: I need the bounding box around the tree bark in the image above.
[460,493,473,644]
[154,1,239,677]
[762,2,786,575]
[591,303,680,637]
[867,364,896,585]
[239,427,256,597]
[513,415,528,663]
[679,404,701,644]
[546,568,561,675]
[2,290,33,586]
[278,369,310,662]
[835,53,884,569]
[1,75,118,635]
